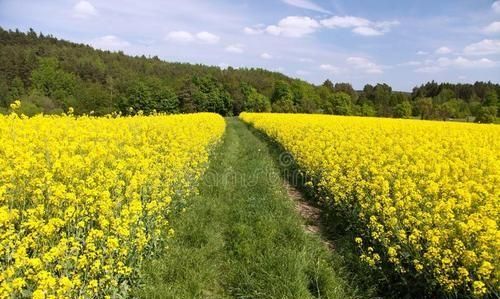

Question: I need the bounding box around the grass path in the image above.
[135,118,361,298]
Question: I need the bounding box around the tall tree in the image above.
[416,97,433,120]
[393,101,412,118]
[271,80,295,113]
[30,57,77,101]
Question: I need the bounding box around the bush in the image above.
[475,106,497,123]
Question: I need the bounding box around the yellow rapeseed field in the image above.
[240,112,499,297]
[0,105,225,298]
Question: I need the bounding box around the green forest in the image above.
[0,27,499,123]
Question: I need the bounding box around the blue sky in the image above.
[1,0,500,91]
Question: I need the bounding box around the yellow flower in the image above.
[240,112,499,297]
[0,112,224,297]
[414,263,423,272]
[32,289,45,299]
[10,100,22,110]
[478,261,493,278]
[11,278,26,291]
[472,281,486,296]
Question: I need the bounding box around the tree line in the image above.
[0,28,498,123]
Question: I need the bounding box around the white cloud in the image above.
[493,1,500,13]
[165,31,195,43]
[414,66,442,73]
[398,61,421,66]
[352,26,383,36]
[463,39,500,55]
[166,31,220,44]
[437,56,497,68]
[320,16,398,36]
[225,44,244,53]
[296,70,310,75]
[250,15,397,39]
[73,0,97,18]
[376,20,400,32]
[346,57,383,74]
[319,64,340,74]
[299,57,314,63]
[483,21,500,34]
[265,16,320,37]
[91,35,130,51]
[196,31,220,44]
[435,46,452,54]
[320,16,370,28]
[282,0,331,14]
[414,56,497,72]
[243,26,263,35]
[416,50,428,55]
[261,53,273,59]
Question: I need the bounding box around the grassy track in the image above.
[135,118,360,299]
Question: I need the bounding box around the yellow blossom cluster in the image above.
[0,110,225,298]
[240,112,499,297]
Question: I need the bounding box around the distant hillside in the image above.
[0,28,498,122]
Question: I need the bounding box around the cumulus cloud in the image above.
[246,15,397,38]
[265,16,320,37]
[165,31,220,44]
[90,35,130,51]
[352,26,383,36]
[437,56,496,68]
[243,26,263,35]
[320,16,370,28]
[260,53,273,59]
[414,56,497,72]
[346,57,383,74]
[281,0,331,14]
[196,31,220,44]
[165,31,195,43]
[483,21,500,34]
[463,39,500,55]
[435,46,452,54]
[73,0,97,18]
[416,50,428,55]
[320,16,399,36]
[319,64,340,74]
[493,1,500,13]
[225,44,244,53]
